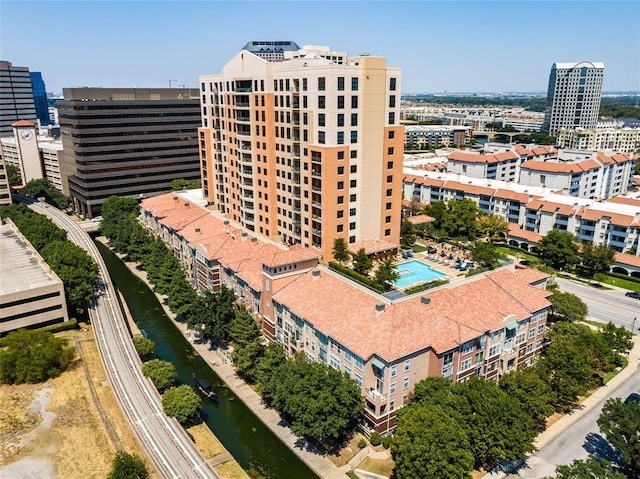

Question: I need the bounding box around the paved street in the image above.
[555,277,639,331]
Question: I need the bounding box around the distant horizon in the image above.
[3,1,638,94]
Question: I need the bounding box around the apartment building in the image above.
[198,43,404,260]
[0,61,38,137]
[557,122,640,153]
[541,62,605,137]
[447,150,521,181]
[0,157,11,205]
[403,170,640,255]
[140,191,552,433]
[58,88,201,218]
[404,125,471,149]
[0,220,69,334]
[0,120,64,189]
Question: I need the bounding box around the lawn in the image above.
[357,456,395,477]
[601,275,640,292]
[215,460,250,479]
[495,246,539,263]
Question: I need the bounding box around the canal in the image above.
[95,241,319,479]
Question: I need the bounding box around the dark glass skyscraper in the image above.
[0,61,37,137]
[29,72,50,127]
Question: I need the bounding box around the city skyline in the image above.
[1,1,638,95]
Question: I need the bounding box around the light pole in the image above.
[633,316,637,333]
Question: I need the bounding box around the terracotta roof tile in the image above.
[263,246,322,268]
[507,224,542,242]
[348,239,398,256]
[607,197,640,207]
[12,120,36,127]
[407,214,435,225]
[526,199,577,216]
[614,252,640,268]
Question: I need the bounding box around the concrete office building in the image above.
[0,157,11,205]
[58,88,201,218]
[198,43,404,260]
[30,72,50,127]
[542,62,605,137]
[0,220,69,334]
[0,61,38,137]
[241,41,301,61]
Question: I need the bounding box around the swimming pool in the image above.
[393,260,447,289]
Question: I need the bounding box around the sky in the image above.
[1,0,639,95]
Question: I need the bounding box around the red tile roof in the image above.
[613,252,640,268]
[507,224,543,242]
[263,246,322,268]
[448,151,518,164]
[521,159,600,174]
[12,120,36,127]
[607,197,640,207]
[579,208,637,227]
[348,238,398,256]
[526,199,577,216]
[407,214,435,225]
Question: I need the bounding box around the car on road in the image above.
[624,392,640,404]
[625,291,640,300]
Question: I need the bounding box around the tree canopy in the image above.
[548,290,588,323]
[543,456,626,479]
[100,196,140,253]
[107,451,150,479]
[352,248,372,276]
[162,385,201,425]
[536,230,579,271]
[469,241,503,269]
[374,257,400,290]
[185,286,236,346]
[499,366,556,432]
[400,219,416,249]
[476,214,509,243]
[0,329,75,384]
[6,163,22,187]
[597,398,640,479]
[332,237,350,264]
[142,359,177,392]
[581,243,616,279]
[260,355,363,450]
[132,335,155,360]
[20,178,71,210]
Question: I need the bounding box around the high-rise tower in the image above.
[198,44,404,259]
[0,61,37,137]
[541,61,604,137]
[30,72,50,127]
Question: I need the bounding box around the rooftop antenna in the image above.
[168,79,177,88]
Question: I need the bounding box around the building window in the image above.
[403,377,410,389]
[318,96,325,109]
[488,344,501,357]
[350,194,357,202]
[350,179,356,188]
[389,95,396,108]
[337,196,344,204]
[385,216,391,223]
[351,96,358,108]
[349,222,356,230]
[351,113,358,126]
[350,131,358,143]
[351,77,359,90]
[337,181,344,190]
[387,175,393,183]
[318,131,325,144]
[337,77,345,91]
[337,132,344,144]
[384,228,391,236]
[355,357,364,370]
[337,166,344,175]
[337,96,345,109]
[404,359,410,372]
[386,188,392,196]
[459,358,472,372]
[387,161,394,169]
[337,210,344,218]
[390,365,397,377]
[303,78,307,91]
[355,374,363,387]
[349,208,356,216]
[350,150,357,159]
[318,113,325,127]
[318,77,325,91]
[349,235,356,243]
[388,112,396,125]
[529,328,536,338]
[386,202,392,210]
[390,383,396,395]
[388,130,395,139]
[390,77,397,91]
[350,165,357,173]
[461,341,473,355]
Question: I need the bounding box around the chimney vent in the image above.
[224,220,230,225]
[242,231,248,237]
[184,202,190,207]
[375,303,385,312]
[195,228,201,233]
[251,237,258,242]
[421,296,431,304]
[312,269,321,277]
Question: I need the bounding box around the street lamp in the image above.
[633,316,637,332]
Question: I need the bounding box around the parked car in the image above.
[624,392,640,405]
[625,291,640,300]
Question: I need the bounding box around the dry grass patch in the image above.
[187,423,226,459]
[215,460,250,479]
[326,434,365,467]
[358,456,395,477]
[0,383,41,462]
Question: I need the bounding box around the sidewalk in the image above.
[107,240,350,479]
[483,333,640,478]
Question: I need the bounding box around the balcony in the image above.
[312,201,321,208]
[311,170,322,179]
[312,228,322,237]
[234,86,252,93]
[311,186,322,193]
[366,388,386,405]
[235,101,250,108]
[238,142,252,152]
[236,115,251,123]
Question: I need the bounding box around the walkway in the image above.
[101,238,350,479]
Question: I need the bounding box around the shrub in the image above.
[370,431,382,446]
[357,439,367,449]
[132,335,155,360]
[328,262,385,293]
[382,436,392,449]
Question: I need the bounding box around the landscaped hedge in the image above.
[607,271,640,284]
[0,319,78,347]
[403,278,449,295]
[328,262,385,293]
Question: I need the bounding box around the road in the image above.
[555,277,639,332]
[18,196,218,479]
[500,362,640,478]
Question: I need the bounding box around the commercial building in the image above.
[0,120,64,190]
[140,191,552,433]
[404,125,471,150]
[0,220,69,334]
[58,88,201,218]
[0,157,11,205]
[30,71,51,127]
[557,121,640,153]
[541,62,605,137]
[0,61,38,137]
[241,41,301,61]
[198,43,404,260]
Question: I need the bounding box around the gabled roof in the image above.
[507,224,543,243]
[447,150,518,164]
[613,252,640,269]
[12,120,35,127]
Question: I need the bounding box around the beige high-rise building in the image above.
[198,43,404,260]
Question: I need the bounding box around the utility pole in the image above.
[168,79,177,88]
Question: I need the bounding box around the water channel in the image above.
[95,241,319,479]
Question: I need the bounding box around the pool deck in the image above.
[395,254,469,284]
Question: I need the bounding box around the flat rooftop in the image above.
[0,222,60,295]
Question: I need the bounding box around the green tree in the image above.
[41,240,99,315]
[231,340,265,384]
[0,329,75,384]
[543,456,626,479]
[537,230,579,271]
[392,404,473,479]
[6,163,22,187]
[332,237,349,265]
[127,222,152,262]
[171,178,191,191]
[581,243,616,279]
[166,275,197,317]
[229,307,261,346]
[469,241,503,269]
[423,201,447,229]
[100,196,140,252]
[142,359,177,392]
[147,247,181,295]
[548,290,588,323]
[374,257,400,290]
[107,451,150,479]
[597,398,640,479]
[476,214,509,243]
[499,366,556,432]
[260,356,363,450]
[442,198,479,239]
[400,219,416,249]
[132,335,155,360]
[20,178,71,209]
[256,342,287,386]
[452,378,537,470]
[601,321,633,357]
[185,286,236,346]
[352,248,372,276]
[162,385,201,425]
[1,203,67,250]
